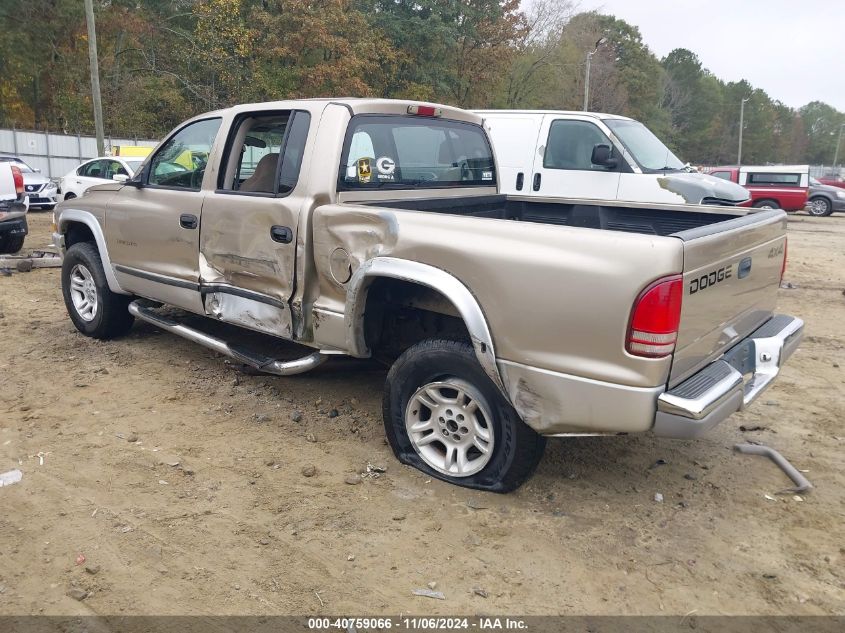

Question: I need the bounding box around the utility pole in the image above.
[583,37,607,112]
[84,0,105,155]
[737,97,750,166]
[833,123,845,171]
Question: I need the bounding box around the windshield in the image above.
[604,119,685,172]
[340,115,496,189]
[125,160,143,175]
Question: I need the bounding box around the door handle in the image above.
[532,173,541,191]
[515,172,524,191]
[179,214,198,230]
[270,225,293,244]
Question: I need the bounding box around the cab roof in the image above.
[473,110,634,121]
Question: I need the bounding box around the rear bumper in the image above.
[653,315,803,438]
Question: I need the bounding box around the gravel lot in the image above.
[0,211,843,615]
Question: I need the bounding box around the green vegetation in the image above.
[0,0,841,166]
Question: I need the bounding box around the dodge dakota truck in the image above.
[0,161,28,254]
[53,99,803,492]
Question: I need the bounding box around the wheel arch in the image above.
[345,257,505,395]
[58,209,127,294]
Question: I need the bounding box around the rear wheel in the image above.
[752,199,779,210]
[61,242,134,339]
[383,339,546,492]
[0,233,25,254]
[807,197,833,217]
[63,192,76,201]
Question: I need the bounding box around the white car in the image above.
[60,157,144,201]
[0,155,59,210]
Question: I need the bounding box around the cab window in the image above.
[219,111,310,196]
[710,171,733,181]
[148,118,222,189]
[543,120,615,171]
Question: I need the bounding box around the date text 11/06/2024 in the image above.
[307,617,529,630]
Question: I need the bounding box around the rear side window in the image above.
[747,173,801,186]
[710,171,733,181]
[218,110,310,196]
[543,120,614,171]
[339,115,495,189]
[79,160,106,178]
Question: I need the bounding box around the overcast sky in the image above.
[576,0,845,111]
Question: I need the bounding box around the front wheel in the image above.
[383,339,546,492]
[752,199,779,210]
[61,242,135,339]
[807,197,833,216]
[0,233,25,254]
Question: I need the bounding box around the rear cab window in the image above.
[339,115,495,190]
[747,173,801,186]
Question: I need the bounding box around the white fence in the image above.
[0,128,159,180]
[810,165,844,180]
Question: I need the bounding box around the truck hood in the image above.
[657,172,750,205]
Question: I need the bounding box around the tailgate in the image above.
[669,209,787,387]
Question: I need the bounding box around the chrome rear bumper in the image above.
[653,315,803,438]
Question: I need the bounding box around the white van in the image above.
[474,110,750,206]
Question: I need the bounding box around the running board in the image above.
[128,300,332,376]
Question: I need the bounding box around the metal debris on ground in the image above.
[0,250,62,273]
[734,443,813,494]
[363,462,387,478]
[412,588,446,600]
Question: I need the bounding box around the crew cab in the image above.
[476,110,751,206]
[708,165,810,211]
[53,99,803,492]
[0,161,28,254]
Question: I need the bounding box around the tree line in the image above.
[0,0,842,167]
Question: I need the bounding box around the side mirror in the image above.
[591,144,619,169]
[112,173,129,183]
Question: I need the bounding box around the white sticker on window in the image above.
[376,156,396,175]
[482,171,493,180]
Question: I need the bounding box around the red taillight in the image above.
[627,275,683,358]
[407,105,441,117]
[11,165,24,195]
[780,238,788,283]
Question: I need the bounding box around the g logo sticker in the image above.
[376,156,396,175]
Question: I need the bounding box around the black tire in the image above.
[752,199,780,209]
[61,242,135,339]
[383,339,546,492]
[807,196,833,217]
[0,233,25,255]
[64,193,76,201]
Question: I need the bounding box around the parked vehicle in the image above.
[0,155,58,210]
[53,99,802,492]
[708,165,809,211]
[475,110,751,206]
[817,178,845,190]
[0,161,29,254]
[807,177,845,216]
[60,157,144,201]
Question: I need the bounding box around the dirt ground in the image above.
[0,211,843,616]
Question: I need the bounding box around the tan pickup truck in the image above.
[53,99,803,491]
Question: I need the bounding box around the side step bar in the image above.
[128,300,332,376]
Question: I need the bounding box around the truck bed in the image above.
[366,194,744,237]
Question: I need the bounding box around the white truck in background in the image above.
[0,162,28,254]
[476,110,751,207]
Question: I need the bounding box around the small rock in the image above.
[427,581,437,590]
[305,433,317,443]
[834,363,840,368]
[764,400,779,406]
[259,537,270,546]
[254,413,271,423]
[649,459,668,469]
[265,459,276,467]
[84,564,101,575]
[392,514,406,521]
[472,587,489,598]
[328,409,339,418]
[654,493,664,503]
[684,473,697,481]
[126,433,139,443]
[301,465,317,478]
[16,260,33,273]
[344,474,361,485]
[66,587,88,601]
[291,411,303,423]
[347,554,355,561]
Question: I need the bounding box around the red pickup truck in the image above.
[708,165,809,211]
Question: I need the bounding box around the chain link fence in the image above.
[0,127,159,180]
